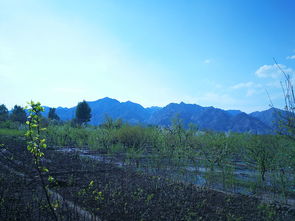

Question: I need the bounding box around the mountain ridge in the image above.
[41,97,283,134]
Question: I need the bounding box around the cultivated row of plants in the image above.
[1,101,295,220]
[1,103,295,203]
[36,115,294,203]
[3,139,292,221]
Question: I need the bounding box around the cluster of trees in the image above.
[47,100,92,125]
[47,100,92,126]
[1,88,295,202]
[0,104,27,124]
[0,100,92,127]
[43,115,295,199]
[48,108,60,121]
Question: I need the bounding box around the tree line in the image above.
[0,100,92,127]
[0,104,27,124]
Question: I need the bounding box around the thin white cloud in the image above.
[232,81,253,89]
[246,89,256,97]
[231,81,261,90]
[286,55,295,60]
[255,64,294,79]
[204,59,211,64]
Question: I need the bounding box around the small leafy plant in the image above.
[25,101,58,221]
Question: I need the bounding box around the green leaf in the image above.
[42,167,49,172]
[48,176,54,182]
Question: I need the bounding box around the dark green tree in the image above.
[75,100,91,125]
[48,108,60,121]
[0,104,9,121]
[10,105,27,123]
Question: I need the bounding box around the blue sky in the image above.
[1,0,295,112]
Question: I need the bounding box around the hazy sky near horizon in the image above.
[1,0,295,113]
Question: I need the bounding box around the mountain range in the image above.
[42,97,285,134]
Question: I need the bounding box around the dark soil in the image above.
[44,149,295,221]
[1,143,295,221]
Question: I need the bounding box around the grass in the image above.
[0,128,25,136]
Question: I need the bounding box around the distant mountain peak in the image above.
[41,97,279,134]
[98,97,119,102]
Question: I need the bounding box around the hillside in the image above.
[42,97,277,133]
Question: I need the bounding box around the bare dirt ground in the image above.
[1,144,295,221]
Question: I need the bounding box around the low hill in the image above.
[42,97,278,133]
